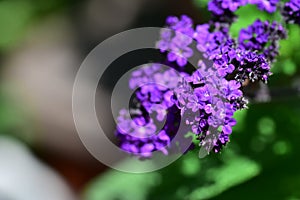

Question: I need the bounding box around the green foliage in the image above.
[257,117,276,136]
[273,140,291,155]
[193,0,209,8]
[232,109,248,132]
[84,150,261,200]
[273,25,300,75]
[188,154,260,200]
[0,87,33,143]
[282,59,297,75]
[279,25,300,58]
[181,153,201,176]
[84,169,160,200]
[230,5,275,37]
[0,1,34,49]
[0,0,77,51]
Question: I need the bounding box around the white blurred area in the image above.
[0,136,77,200]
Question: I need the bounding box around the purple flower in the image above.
[117,109,156,138]
[172,62,243,153]
[222,0,246,11]
[238,19,287,62]
[208,0,225,15]
[221,80,243,100]
[281,0,300,25]
[156,15,195,67]
[249,0,279,13]
[167,33,193,67]
[166,15,194,36]
[129,64,185,121]
[208,0,247,14]
[233,50,272,83]
[116,109,171,158]
[156,29,172,53]
[116,6,287,157]
[194,24,232,58]
[208,0,247,24]
[194,25,272,84]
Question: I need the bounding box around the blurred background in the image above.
[0,0,299,199]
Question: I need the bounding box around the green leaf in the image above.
[188,154,261,200]
[193,0,209,8]
[232,109,248,132]
[282,59,297,76]
[257,117,276,136]
[0,1,34,50]
[84,167,160,200]
[230,5,275,37]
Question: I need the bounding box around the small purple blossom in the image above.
[129,64,187,121]
[281,0,300,25]
[194,24,232,58]
[249,0,279,13]
[156,29,172,53]
[172,63,243,153]
[166,15,194,36]
[238,19,287,62]
[156,15,195,67]
[167,33,193,67]
[208,0,247,14]
[208,0,247,24]
[233,49,272,83]
[116,109,171,158]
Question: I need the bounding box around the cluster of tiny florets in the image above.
[115,0,298,158]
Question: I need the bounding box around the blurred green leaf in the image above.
[257,117,276,136]
[273,140,291,155]
[85,150,260,200]
[181,152,201,176]
[0,0,77,51]
[193,0,209,8]
[232,109,248,132]
[230,5,274,37]
[0,1,34,50]
[282,59,297,76]
[84,169,160,200]
[0,85,34,143]
[279,24,300,58]
[188,153,260,200]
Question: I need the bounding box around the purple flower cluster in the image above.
[232,49,271,83]
[116,109,170,158]
[115,0,295,158]
[193,22,272,83]
[172,62,242,152]
[211,45,271,83]
[282,0,300,25]
[208,0,279,24]
[194,24,233,58]
[115,64,187,157]
[156,16,194,67]
[119,16,274,157]
[208,0,247,23]
[249,0,279,13]
[238,19,287,62]
[129,64,186,122]
[208,0,247,15]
